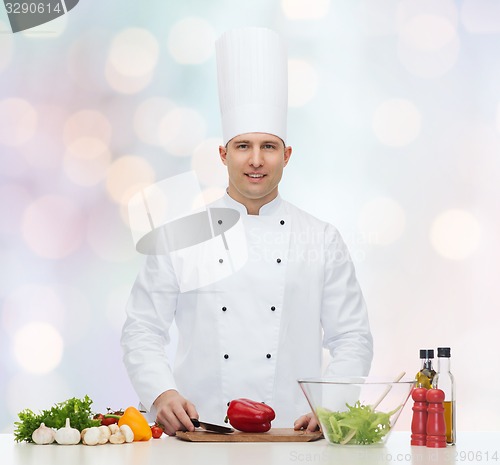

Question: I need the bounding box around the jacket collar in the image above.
[222,191,283,216]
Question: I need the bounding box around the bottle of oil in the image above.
[433,347,456,445]
[415,349,436,389]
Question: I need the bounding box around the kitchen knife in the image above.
[190,418,234,434]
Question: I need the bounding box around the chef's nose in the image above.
[249,148,264,167]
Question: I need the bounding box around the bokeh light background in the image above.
[1,0,499,433]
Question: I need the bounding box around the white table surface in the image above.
[2,431,499,465]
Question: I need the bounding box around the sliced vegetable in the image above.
[316,401,402,445]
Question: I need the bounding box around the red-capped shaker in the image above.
[410,387,428,446]
[426,388,446,448]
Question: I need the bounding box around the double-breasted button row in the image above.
[223,353,272,360]
[221,306,276,312]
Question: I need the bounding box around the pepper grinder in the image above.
[411,387,428,446]
[426,388,446,448]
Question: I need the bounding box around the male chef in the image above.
[121,27,373,436]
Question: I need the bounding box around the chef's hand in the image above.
[294,412,320,432]
[153,389,198,436]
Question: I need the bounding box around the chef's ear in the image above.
[219,145,228,165]
[283,145,292,167]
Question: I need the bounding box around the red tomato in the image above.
[101,417,119,426]
[151,424,164,439]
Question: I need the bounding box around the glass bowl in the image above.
[298,376,414,446]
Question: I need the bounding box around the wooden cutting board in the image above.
[175,428,323,442]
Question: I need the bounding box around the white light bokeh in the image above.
[20,132,64,171]
[158,107,207,157]
[21,195,85,259]
[133,97,175,145]
[108,28,159,77]
[105,61,154,94]
[63,109,112,145]
[105,155,156,206]
[396,0,459,27]
[0,98,37,146]
[63,137,112,186]
[430,209,481,260]
[461,0,500,33]
[372,98,421,147]
[288,59,319,107]
[281,0,330,20]
[191,137,227,189]
[358,197,406,246]
[167,17,216,64]
[357,0,398,36]
[397,14,460,78]
[13,322,64,374]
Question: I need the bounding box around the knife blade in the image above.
[190,418,234,434]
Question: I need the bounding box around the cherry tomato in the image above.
[101,416,119,426]
[151,424,164,439]
[94,412,121,426]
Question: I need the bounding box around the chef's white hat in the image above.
[216,27,288,145]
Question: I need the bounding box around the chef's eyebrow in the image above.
[232,139,280,145]
[227,138,285,148]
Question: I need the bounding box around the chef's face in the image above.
[219,132,292,214]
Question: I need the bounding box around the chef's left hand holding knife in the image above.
[153,389,199,436]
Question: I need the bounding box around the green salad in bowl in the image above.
[298,377,413,445]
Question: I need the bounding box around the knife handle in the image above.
[190,418,200,427]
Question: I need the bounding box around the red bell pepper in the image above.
[226,398,276,433]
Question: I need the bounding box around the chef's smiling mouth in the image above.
[245,173,266,178]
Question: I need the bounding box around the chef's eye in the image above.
[263,144,277,150]
[236,144,249,150]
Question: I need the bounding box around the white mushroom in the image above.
[119,424,134,443]
[109,431,125,444]
[98,425,111,444]
[108,424,119,434]
[81,427,101,446]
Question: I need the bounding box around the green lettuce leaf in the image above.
[316,401,402,445]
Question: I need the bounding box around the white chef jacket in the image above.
[121,193,373,427]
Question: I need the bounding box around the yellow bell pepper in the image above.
[118,407,152,441]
